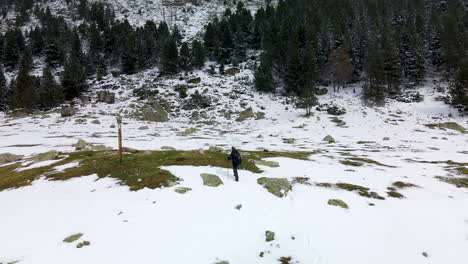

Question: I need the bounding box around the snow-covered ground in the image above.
[0,76,467,263]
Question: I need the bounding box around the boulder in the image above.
[187,77,201,84]
[74,139,88,150]
[177,128,198,136]
[161,146,176,150]
[328,199,349,209]
[9,109,31,118]
[208,146,224,152]
[174,187,192,194]
[255,160,280,168]
[122,147,138,153]
[60,107,77,117]
[383,137,390,141]
[255,112,266,120]
[97,91,115,104]
[91,119,101,124]
[138,126,149,130]
[32,151,60,162]
[265,231,275,242]
[80,96,90,104]
[425,122,466,133]
[0,153,24,165]
[257,177,292,197]
[225,67,240,75]
[236,107,254,122]
[235,204,242,210]
[200,173,223,187]
[283,138,295,144]
[140,106,169,122]
[323,135,336,143]
[315,88,328,96]
[327,105,347,116]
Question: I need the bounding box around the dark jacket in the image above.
[228,150,242,167]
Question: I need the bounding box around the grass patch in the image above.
[392,181,419,189]
[340,160,364,167]
[0,150,315,192]
[436,176,468,188]
[387,190,405,199]
[315,182,385,200]
[404,159,468,166]
[278,257,293,264]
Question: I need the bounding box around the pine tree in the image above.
[255,53,274,92]
[364,43,386,105]
[179,42,191,71]
[191,40,206,69]
[61,57,87,101]
[284,40,302,94]
[45,42,63,66]
[296,84,318,116]
[39,65,63,109]
[323,46,353,92]
[0,65,9,110]
[11,57,38,109]
[172,25,183,45]
[3,29,21,69]
[450,60,468,106]
[160,38,179,75]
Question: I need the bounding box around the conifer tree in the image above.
[11,57,38,109]
[179,42,191,71]
[255,53,274,92]
[191,40,206,69]
[0,65,9,110]
[160,38,179,75]
[450,60,468,106]
[39,65,63,109]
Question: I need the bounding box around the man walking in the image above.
[227,147,242,182]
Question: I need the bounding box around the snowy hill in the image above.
[0,0,468,264]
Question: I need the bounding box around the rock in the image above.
[140,106,169,122]
[74,139,88,150]
[213,261,229,264]
[255,160,280,168]
[235,204,242,210]
[177,128,198,136]
[255,112,266,120]
[80,96,90,104]
[97,91,115,104]
[323,135,336,143]
[196,149,205,155]
[200,173,223,187]
[265,231,275,242]
[422,252,429,258]
[393,91,424,103]
[209,146,224,152]
[32,151,59,162]
[283,138,295,144]
[90,144,112,151]
[225,67,240,75]
[9,109,31,118]
[161,146,176,150]
[0,153,24,165]
[383,137,390,141]
[315,88,328,96]
[91,119,100,124]
[327,105,347,116]
[138,126,149,130]
[257,177,292,197]
[76,241,91,248]
[187,77,201,84]
[175,187,192,194]
[63,233,83,243]
[328,199,349,209]
[425,122,466,133]
[236,107,254,122]
[122,147,138,153]
[110,124,116,128]
[60,107,77,117]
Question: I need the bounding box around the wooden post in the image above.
[117,116,123,164]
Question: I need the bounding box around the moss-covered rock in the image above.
[200,173,223,187]
[31,151,60,162]
[257,177,291,197]
[425,122,466,133]
[0,153,24,165]
[327,199,349,209]
[63,233,83,243]
[235,204,242,210]
[138,126,149,130]
[174,187,192,194]
[74,139,88,150]
[323,135,336,143]
[161,146,176,150]
[265,231,275,242]
[91,119,101,124]
[208,146,224,152]
[283,138,295,144]
[254,160,280,168]
[177,128,198,136]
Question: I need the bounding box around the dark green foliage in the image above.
[160,38,179,75]
[255,53,274,92]
[11,58,38,109]
[191,40,206,69]
[39,65,63,109]
[179,42,191,71]
[0,66,9,110]
[61,57,87,101]
[450,60,468,106]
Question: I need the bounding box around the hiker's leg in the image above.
[233,166,239,181]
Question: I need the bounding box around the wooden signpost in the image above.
[116,116,123,164]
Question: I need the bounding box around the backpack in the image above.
[232,152,242,165]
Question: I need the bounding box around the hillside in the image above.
[0,0,468,264]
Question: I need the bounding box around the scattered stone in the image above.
[0,153,24,165]
[110,124,116,128]
[139,104,169,122]
[200,173,223,187]
[138,126,149,130]
[328,199,349,209]
[236,107,254,122]
[187,77,201,84]
[383,137,390,141]
[76,241,91,248]
[255,112,266,120]
[97,91,115,104]
[392,91,424,103]
[422,252,429,258]
[425,122,466,133]
[175,187,192,194]
[315,88,328,96]
[257,177,292,198]
[74,139,88,150]
[31,151,59,162]
[283,138,295,144]
[213,261,229,264]
[177,127,198,136]
[122,147,138,153]
[60,107,77,117]
[259,252,265,257]
[255,160,280,168]
[327,105,347,116]
[91,119,101,124]
[208,146,224,152]
[323,135,336,143]
[235,204,242,210]
[63,233,83,243]
[265,231,275,242]
[225,67,240,75]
